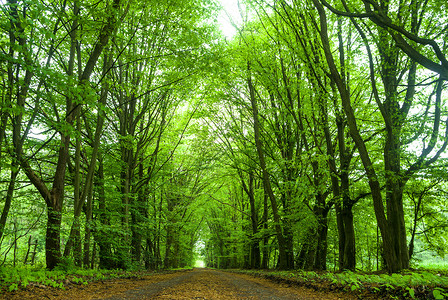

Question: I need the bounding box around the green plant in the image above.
[433,288,447,300]
[54,257,75,272]
[8,283,18,292]
[71,276,87,285]
[405,287,415,299]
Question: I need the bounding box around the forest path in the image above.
[2,268,353,299]
[103,268,349,300]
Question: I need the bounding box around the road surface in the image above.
[103,268,347,300]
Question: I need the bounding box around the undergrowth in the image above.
[0,264,193,293]
[231,269,448,299]
[0,265,141,292]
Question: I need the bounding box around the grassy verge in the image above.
[0,266,192,292]
[230,269,448,299]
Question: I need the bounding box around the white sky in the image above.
[217,0,243,38]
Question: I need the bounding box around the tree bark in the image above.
[261,193,269,269]
[0,169,19,243]
[97,157,114,269]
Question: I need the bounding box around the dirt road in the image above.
[3,268,352,299]
[103,268,349,300]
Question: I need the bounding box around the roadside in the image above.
[231,269,448,299]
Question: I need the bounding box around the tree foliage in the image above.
[0,0,447,276]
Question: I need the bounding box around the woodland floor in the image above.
[1,268,358,300]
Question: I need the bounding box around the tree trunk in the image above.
[65,46,111,265]
[0,169,19,243]
[144,238,154,269]
[333,114,357,271]
[83,186,94,267]
[18,133,71,271]
[164,193,174,269]
[240,170,261,269]
[97,158,114,269]
[247,62,290,270]
[311,0,406,272]
[64,113,82,265]
[131,157,147,263]
[164,225,174,269]
[380,13,410,270]
[339,118,356,270]
[261,193,269,269]
[45,206,62,269]
[131,214,143,263]
[314,208,329,271]
[342,203,356,270]
[304,234,317,270]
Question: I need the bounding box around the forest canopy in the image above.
[0,0,447,276]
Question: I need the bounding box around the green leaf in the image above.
[433,288,445,300]
[8,283,18,292]
[406,287,415,299]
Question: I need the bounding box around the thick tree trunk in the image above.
[281,191,294,269]
[173,236,179,268]
[342,204,356,270]
[251,238,261,269]
[283,225,294,269]
[120,164,131,226]
[315,208,329,271]
[383,103,409,270]
[46,207,62,269]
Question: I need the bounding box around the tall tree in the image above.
[4,0,128,269]
[312,0,448,272]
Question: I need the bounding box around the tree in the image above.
[2,0,128,269]
[312,0,448,272]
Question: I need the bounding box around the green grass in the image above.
[415,261,448,274]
